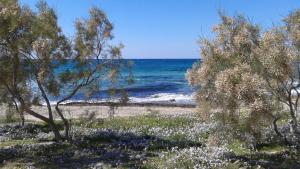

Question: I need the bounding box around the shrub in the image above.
[187,10,300,146]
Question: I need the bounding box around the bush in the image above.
[187,11,300,146]
[4,105,20,124]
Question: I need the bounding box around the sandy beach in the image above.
[0,104,196,121]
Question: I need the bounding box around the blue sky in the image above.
[20,0,300,59]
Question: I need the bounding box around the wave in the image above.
[129,93,194,104]
[46,93,195,105]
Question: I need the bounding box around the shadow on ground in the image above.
[1,124,300,168]
[0,128,202,168]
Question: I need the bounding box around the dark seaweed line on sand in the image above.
[64,102,196,108]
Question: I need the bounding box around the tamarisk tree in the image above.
[0,0,130,141]
[186,14,273,143]
[258,9,300,136]
[187,11,300,143]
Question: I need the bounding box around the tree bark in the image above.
[55,104,70,140]
[287,93,299,135]
[35,76,55,122]
[11,99,24,126]
[289,108,299,135]
[15,92,62,141]
[272,115,291,145]
[34,75,64,141]
[24,105,62,141]
[273,117,282,137]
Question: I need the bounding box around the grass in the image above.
[227,139,288,156]
[0,139,37,148]
[0,114,209,168]
[0,115,22,124]
[0,114,299,168]
[227,139,251,156]
[258,144,287,154]
[73,115,196,130]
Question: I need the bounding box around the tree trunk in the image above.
[17,96,63,141]
[55,104,70,140]
[289,109,299,135]
[3,78,63,141]
[25,107,62,141]
[48,120,62,141]
[273,117,282,137]
[19,112,25,126]
[272,116,291,145]
[12,99,25,126]
[287,96,299,135]
[34,76,64,141]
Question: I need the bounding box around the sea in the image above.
[50,59,199,105]
[125,59,198,104]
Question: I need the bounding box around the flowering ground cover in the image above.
[0,112,299,168]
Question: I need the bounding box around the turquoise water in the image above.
[128,59,197,99]
[51,59,199,104]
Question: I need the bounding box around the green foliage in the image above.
[187,13,272,143]
[4,104,18,123]
[258,144,286,154]
[0,139,37,148]
[187,10,300,145]
[0,115,297,168]
[0,0,131,141]
[73,115,195,131]
[227,139,251,156]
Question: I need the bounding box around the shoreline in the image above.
[0,103,196,121]
[63,101,196,108]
